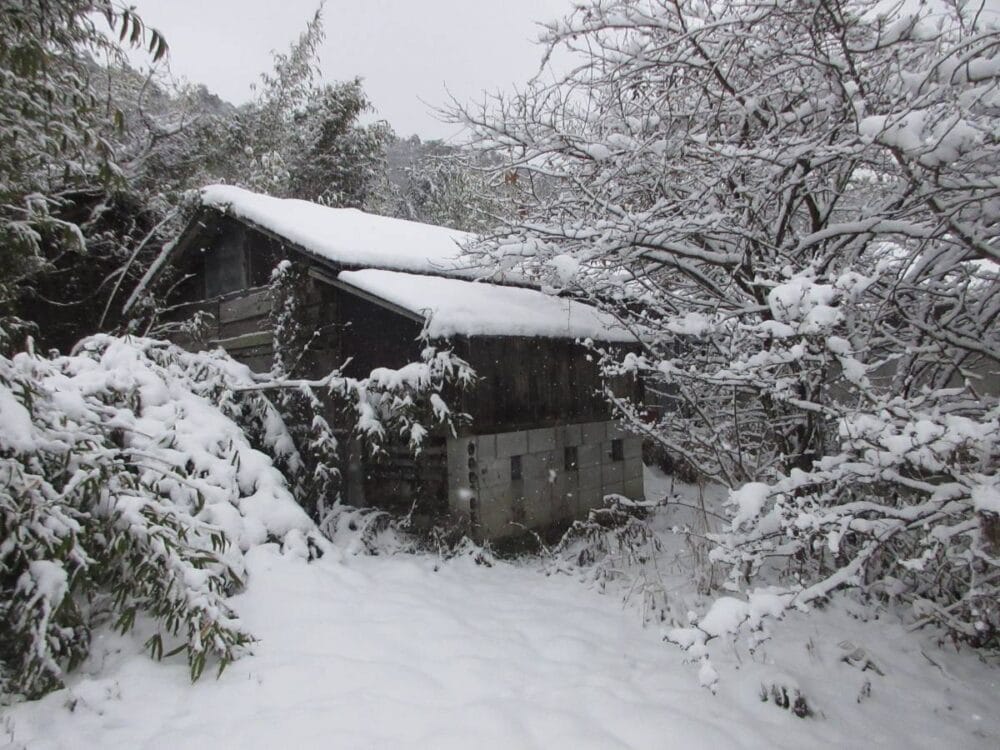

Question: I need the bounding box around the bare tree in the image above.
[456,0,1000,647]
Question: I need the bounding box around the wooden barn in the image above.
[149,185,644,539]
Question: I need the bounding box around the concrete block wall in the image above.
[447,421,644,540]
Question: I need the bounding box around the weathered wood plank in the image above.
[219,287,271,323]
[218,314,269,339]
[212,330,272,350]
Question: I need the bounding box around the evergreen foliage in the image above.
[0,1,168,348]
[0,328,474,701]
[0,335,307,698]
[267,260,340,519]
[375,136,511,232]
[0,1,482,704]
[198,5,392,208]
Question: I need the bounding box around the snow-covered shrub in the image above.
[665,590,790,693]
[318,503,407,556]
[0,334,316,699]
[759,680,812,719]
[553,497,660,577]
[265,260,340,519]
[549,497,668,622]
[440,536,497,567]
[0,329,473,700]
[710,385,1000,649]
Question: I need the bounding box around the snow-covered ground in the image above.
[4,469,998,750]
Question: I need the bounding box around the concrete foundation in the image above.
[447,421,644,540]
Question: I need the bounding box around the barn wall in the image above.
[167,277,346,376]
[165,216,646,537]
[446,421,644,540]
[336,292,424,377]
[212,286,274,372]
[359,436,450,525]
[166,282,645,536]
[455,337,619,433]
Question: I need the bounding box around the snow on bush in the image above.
[709,393,1000,647]
[0,331,473,700]
[0,335,314,698]
[550,497,663,589]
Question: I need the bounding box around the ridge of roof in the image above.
[201,184,487,279]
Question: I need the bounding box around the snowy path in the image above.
[5,544,998,749]
[6,550,751,749]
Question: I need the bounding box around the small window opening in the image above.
[564,446,578,471]
[510,455,523,481]
[611,439,624,462]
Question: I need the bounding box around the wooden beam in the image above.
[211,330,272,350]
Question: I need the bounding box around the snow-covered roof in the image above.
[201,184,480,277]
[337,269,636,342]
[196,186,635,342]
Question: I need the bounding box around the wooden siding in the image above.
[455,337,615,434]
[361,436,449,523]
[335,291,425,378]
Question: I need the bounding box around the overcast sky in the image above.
[132,0,572,140]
